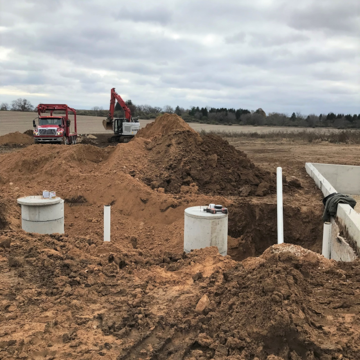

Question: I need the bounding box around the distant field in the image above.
[0,111,348,136]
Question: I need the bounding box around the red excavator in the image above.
[33,104,77,145]
[102,88,140,143]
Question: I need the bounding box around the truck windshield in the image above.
[39,118,62,126]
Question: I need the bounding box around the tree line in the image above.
[1,98,34,112]
[2,98,359,129]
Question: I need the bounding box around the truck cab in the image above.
[33,116,65,143]
[34,104,77,145]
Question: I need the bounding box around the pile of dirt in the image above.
[0,132,33,146]
[0,143,112,179]
[1,233,359,359]
[142,129,276,196]
[195,244,360,359]
[136,113,197,139]
[23,129,34,136]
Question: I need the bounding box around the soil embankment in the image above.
[0,132,33,146]
[0,233,359,359]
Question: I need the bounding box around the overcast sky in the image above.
[0,0,359,115]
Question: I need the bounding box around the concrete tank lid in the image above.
[17,196,62,206]
[185,206,227,219]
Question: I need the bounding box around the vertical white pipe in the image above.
[104,205,111,242]
[322,222,332,259]
[277,167,284,244]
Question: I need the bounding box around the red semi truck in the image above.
[33,104,78,144]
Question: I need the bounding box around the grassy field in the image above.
[0,111,353,136]
[201,129,360,144]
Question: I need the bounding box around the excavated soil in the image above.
[141,131,276,196]
[1,233,360,359]
[136,115,276,196]
[136,113,197,139]
[0,114,356,359]
[0,132,34,146]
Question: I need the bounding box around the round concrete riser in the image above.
[184,206,228,256]
[22,217,64,234]
[17,197,65,235]
[21,201,64,222]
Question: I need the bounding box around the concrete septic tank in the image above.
[184,206,228,256]
[17,196,64,234]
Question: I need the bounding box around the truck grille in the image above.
[39,129,57,135]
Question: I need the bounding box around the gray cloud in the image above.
[0,0,359,114]
[115,6,172,24]
[285,0,360,33]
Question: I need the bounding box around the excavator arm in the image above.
[103,88,132,130]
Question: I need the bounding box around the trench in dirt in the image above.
[227,202,322,261]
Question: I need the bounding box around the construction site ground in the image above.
[0,115,360,360]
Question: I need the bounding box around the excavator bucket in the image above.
[102,119,113,131]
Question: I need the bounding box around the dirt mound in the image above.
[0,132,33,145]
[142,131,275,196]
[23,129,33,136]
[195,244,360,359]
[136,113,197,139]
[1,233,359,359]
[0,143,112,179]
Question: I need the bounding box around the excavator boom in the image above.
[103,88,132,130]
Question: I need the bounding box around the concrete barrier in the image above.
[312,163,360,195]
[330,218,357,262]
[305,163,360,261]
[305,163,337,197]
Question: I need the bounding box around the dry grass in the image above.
[200,129,360,144]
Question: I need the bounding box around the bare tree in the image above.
[11,98,34,111]
[163,105,174,114]
[255,108,266,117]
[306,114,319,128]
[295,112,305,120]
[226,112,236,123]
[240,113,252,125]
[0,102,9,110]
[267,112,288,126]
[194,111,202,119]
[92,106,100,116]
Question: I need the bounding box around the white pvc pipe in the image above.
[277,167,284,244]
[322,222,332,259]
[104,205,111,242]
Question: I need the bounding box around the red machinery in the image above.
[103,88,132,130]
[103,88,140,143]
[33,104,77,145]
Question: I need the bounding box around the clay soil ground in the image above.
[0,117,360,360]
